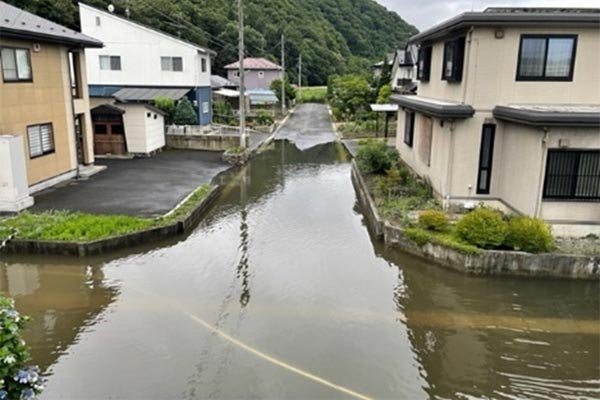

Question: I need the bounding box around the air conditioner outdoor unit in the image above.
[0,135,34,212]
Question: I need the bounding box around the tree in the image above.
[376,84,391,104]
[328,74,372,121]
[377,52,393,90]
[172,98,197,125]
[270,79,296,105]
[0,296,45,400]
[154,96,175,125]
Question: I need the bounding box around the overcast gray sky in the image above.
[375,0,600,30]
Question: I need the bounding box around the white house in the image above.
[79,3,215,155]
[390,46,418,94]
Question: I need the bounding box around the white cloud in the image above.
[376,0,599,30]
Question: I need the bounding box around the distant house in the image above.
[79,3,215,156]
[0,1,102,212]
[392,7,600,236]
[224,58,282,90]
[371,52,395,78]
[390,46,418,94]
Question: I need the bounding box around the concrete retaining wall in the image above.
[351,161,600,280]
[167,133,239,152]
[2,185,223,257]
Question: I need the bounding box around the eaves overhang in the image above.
[390,95,475,119]
[493,105,600,127]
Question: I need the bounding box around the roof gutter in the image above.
[493,106,600,127]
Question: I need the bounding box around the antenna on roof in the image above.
[107,4,115,13]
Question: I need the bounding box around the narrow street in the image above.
[0,105,598,400]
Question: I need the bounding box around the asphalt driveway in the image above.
[31,150,230,217]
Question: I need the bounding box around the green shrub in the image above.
[405,227,481,255]
[173,97,197,125]
[213,100,236,125]
[255,110,274,126]
[270,78,296,104]
[154,96,175,124]
[375,167,402,198]
[505,216,554,253]
[455,207,508,249]
[0,296,45,399]
[356,140,399,174]
[418,209,448,231]
[376,84,391,104]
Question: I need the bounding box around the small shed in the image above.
[120,103,166,155]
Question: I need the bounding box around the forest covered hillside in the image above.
[6,0,418,84]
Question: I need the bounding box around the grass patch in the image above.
[297,86,327,103]
[405,227,482,255]
[0,184,212,242]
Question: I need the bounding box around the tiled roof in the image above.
[211,75,237,88]
[224,58,282,70]
[0,1,102,47]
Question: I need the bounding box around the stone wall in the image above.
[351,161,600,280]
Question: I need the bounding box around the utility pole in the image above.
[280,34,286,114]
[298,53,302,102]
[238,0,247,147]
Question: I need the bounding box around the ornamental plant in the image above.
[455,207,508,249]
[173,98,198,125]
[505,216,554,253]
[356,140,399,174]
[0,296,45,400]
[418,209,449,231]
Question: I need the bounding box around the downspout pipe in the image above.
[534,128,549,217]
[67,46,81,179]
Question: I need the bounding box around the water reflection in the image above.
[375,243,600,400]
[0,257,119,372]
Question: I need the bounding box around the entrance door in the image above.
[91,105,127,155]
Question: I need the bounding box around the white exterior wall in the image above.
[79,3,211,88]
[121,104,165,154]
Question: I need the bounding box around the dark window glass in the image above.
[517,35,576,81]
[173,57,183,71]
[404,111,415,147]
[111,124,125,135]
[27,123,54,158]
[442,37,465,82]
[543,150,600,200]
[417,47,431,82]
[94,124,107,134]
[201,58,207,73]
[476,124,495,194]
[1,47,32,82]
[110,56,121,71]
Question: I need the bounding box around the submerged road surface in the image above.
[1,104,598,400]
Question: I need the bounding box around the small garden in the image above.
[327,73,396,139]
[355,140,556,255]
[0,185,211,243]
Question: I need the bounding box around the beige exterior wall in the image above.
[0,38,95,187]
[418,25,600,107]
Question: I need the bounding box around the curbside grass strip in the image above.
[351,162,600,280]
[1,185,223,257]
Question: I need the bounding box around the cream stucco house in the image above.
[0,1,102,212]
[392,7,600,236]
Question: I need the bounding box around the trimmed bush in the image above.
[356,140,399,174]
[455,207,508,249]
[418,209,448,231]
[173,98,197,125]
[505,216,554,253]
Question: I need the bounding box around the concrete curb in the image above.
[351,161,600,280]
[1,185,223,257]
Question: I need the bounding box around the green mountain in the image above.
[6,0,418,85]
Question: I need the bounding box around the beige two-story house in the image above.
[392,8,600,236]
[0,1,102,211]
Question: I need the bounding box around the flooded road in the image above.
[1,105,599,399]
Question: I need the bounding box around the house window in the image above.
[201,58,207,73]
[403,111,415,147]
[476,124,496,194]
[161,57,183,71]
[27,123,55,158]
[99,55,121,71]
[543,150,600,201]
[233,71,239,78]
[417,46,431,82]
[1,47,32,82]
[96,16,101,26]
[68,51,82,98]
[258,71,265,79]
[147,112,151,118]
[517,35,577,81]
[442,37,465,82]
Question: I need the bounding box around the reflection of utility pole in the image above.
[237,164,251,307]
[280,34,286,114]
[238,0,247,147]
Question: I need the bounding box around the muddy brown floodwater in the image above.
[1,138,598,400]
